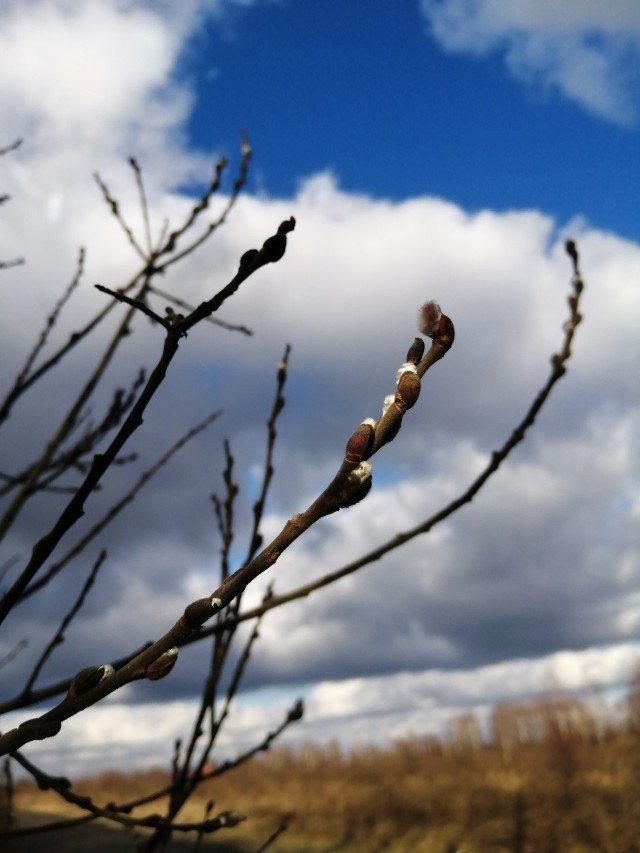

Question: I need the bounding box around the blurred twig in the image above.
[21,551,105,695]
[178,242,586,641]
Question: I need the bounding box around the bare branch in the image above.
[93,170,147,260]
[253,815,293,853]
[94,283,169,326]
[156,133,251,269]
[209,697,304,781]
[147,283,253,335]
[19,411,221,602]
[245,344,291,566]
[129,157,153,255]
[0,139,22,157]
[21,553,105,695]
[0,638,28,672]
[0,291,117,427]
[5,751,244,836]
[0,258,24,271]
[9,248,85,395]
[0,217,296,627]
[186,242,586,638]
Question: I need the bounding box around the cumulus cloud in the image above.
[10,642,638,775]
[420,0,640,125]
[0,0,191,157]
[2,158,638,768]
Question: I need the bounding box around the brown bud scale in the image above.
[395,370,421,413]
[344,422,375,465]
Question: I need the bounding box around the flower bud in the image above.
[406,337,425,365]
[27,720,62,741]
[339,477,372,508]
[215,812,245,828]
[565,239,578,264]
[182,596,216,630]
[418,300,442,337]
[67,664,113,699]
[395,362,416,383]
[287,698,304,722]
[277,216,296,235]
[435,313,455,349]
[68,666,103,699]
[239,248,259,269]
[261,233,287,263]
[146,647,178,681]
[339,462,373,508]
[395,369,421,413]
[344,421,375,465]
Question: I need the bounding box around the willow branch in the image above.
[19,411,220,602]
[21,552,105,695]
[0,218,296,627]
[183,241,586,638]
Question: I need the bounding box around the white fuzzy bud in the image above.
[418,300,443,337]
[381,394,395,417]
[347,461,372,486]
[395,362,418,384]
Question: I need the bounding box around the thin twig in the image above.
[253,815,293,853]
[5,751,244,837]
[0,638,27,672]
[129,157,153,255]
[0,138,22,156]
[11,248,85,392]
[0,640,154,716]
[180,242,586,639]
[0,218,296,709]
[94,284,168,326]
[1,371,145,500]
[0,146,251,533]
[245,344,291,566]
[21,552,105,694]
[93,171,146,260]
[147,283,253,335]
[209,697,304,780]
[19,411,221,602]
[0,285,121,427]
[0,258,24,271]
[155,134,252,274]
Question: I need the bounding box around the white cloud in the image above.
[420,0,640,125]
[2,155,638,768]
[0,1,183,148]
[1,0,639,778]
[12,640,637,777]
[303,641,640,746]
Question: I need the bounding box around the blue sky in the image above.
[178,1,639,240]
[0,0,639,775]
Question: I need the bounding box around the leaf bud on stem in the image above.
[338,461,372,508]
[418,300,455,351]
[343,420,376,466]
[406,337,426,365]
[67,664,114,698]
[260,216,297,263]
[395,367,421,413]
[287,698,305,722]
[146,647,178,681]
[181,594,222,630]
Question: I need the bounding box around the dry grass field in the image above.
[6,711,640,852]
